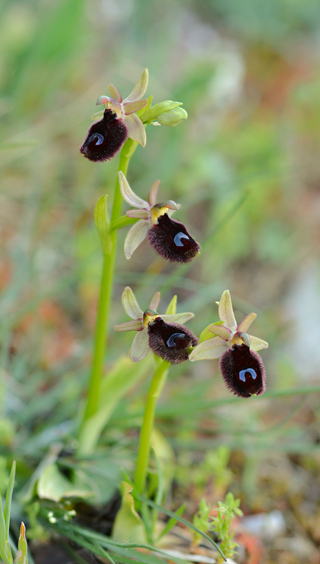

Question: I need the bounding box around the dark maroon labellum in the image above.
[148,213,200,263]
[80,109,128,162]
[148,317,198,364]
[220,344,266,398]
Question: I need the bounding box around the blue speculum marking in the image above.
[166,332,185,347]
[239,368,257,382]
[174,232,190,247]
[90,133,104,145]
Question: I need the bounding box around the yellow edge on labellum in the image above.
[143,310,159,328]
[150,205,171,225]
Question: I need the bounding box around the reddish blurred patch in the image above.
[10,299,77,372]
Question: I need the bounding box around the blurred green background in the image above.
[1,0,320,561]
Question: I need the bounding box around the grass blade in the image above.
[135,494,227,562]
[156,503,186,543]
[5,462,16,542]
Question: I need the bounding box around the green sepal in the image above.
[141,101,183,124]
[165,295,177,315]
[199,320,224,343]
[94,195,112,255]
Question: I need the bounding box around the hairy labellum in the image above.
[148,317,198,364]
[148,214,200,263]
[80,109,128,162]
[220,344,266,398]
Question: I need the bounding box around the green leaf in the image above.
[4,461,16,544]
[0,461,16,564]
[78,355,153,455]
[112,482,147,544]
[37,464,93,502]
[94,195,112,255]
[151,429,175,499]
[0,507,12,563]
[52,519,190,564]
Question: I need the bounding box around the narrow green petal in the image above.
[125,68,149,102]
[189,337,228,361]
[249,335,269,351]
[122,286,143,320]
[237,312,257,332]
[124,113,146,146]
[131,329,150,362]
[149,291,161,311]
[118,171,148,209]
[124,220,149,259]
[218,290,237,331]
[114,320,143,332]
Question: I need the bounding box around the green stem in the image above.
[111,215,137,231]
[134,360,170,495]
[81,139,137,428]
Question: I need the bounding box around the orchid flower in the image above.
[114,287,197,364]
[190,290,268,397]
[119,172,200,262]
[80,69,149,162]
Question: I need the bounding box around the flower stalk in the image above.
[134,359,170,495]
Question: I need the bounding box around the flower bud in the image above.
[156,107,188,127]
[80,109,128,162]
[148,213,200,263]
[141,101,185,124]
[220,344,266,398]
[148,317,198,364]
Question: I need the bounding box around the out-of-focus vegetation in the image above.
[1,1,320,562]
